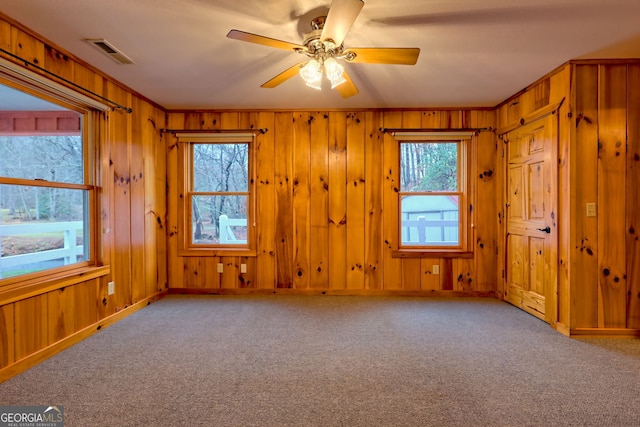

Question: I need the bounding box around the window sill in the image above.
[0,264,110,306]
[392,250,473,259]
[178,248,257,257]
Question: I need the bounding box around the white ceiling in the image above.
[1,0,640,110]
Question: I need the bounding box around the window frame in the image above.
[177,133,256,257]
[0,72,105,286]
[392,131,474,258]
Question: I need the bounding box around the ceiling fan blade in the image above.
[336,69,359,98]
[227,30,304,51]
[343,48,420,65]
[321,0,364,46]
[261,62,306,88]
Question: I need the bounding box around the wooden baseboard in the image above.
[568,328,640,338]
[168,288,496,298]
[0,291,167,384]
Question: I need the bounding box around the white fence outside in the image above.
[402,216,459,245]
[0,221,84,278]
[219,215,247,244]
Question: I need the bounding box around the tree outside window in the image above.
[190,142,249,245]
[399,140,466,249]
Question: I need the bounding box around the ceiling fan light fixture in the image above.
[324,57,346,88]
[300,59,323,90]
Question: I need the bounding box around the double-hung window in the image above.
[177,133,255,255]
[0,64,106,281]
[395,131,473,253]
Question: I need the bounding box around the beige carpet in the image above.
[1,295,639,426]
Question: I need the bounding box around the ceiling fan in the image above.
[226,0,420,98]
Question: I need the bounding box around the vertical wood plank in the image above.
[328,112,348,289]
[150,106,167,294]
[382,111,403,290]
[364,111,384,290]
[73,63,104,98]
[572,64,599,328]
[11,27,45,67]
[44,45,74,81]
[0,20,11,51]
[107,83,133,309]
[293,112,311,289]
[14,295,48,361]
[0,303,14,368]
[421,259,441,290]
[626,64,640,328]
[166,113,185,289]
[310,112,330,289]
[47,287,75,343]
[239,256,256,288]
[346,111,366,289]
[274,112,294,288]
[75,279,99,331]
[556,65,573,328]
[130,98,146,302]
[472,110,498,292]
[253,112,277,289]
[597,64,627,328]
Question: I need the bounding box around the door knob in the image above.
[537,226,551,234]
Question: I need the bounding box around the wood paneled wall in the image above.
[166,109,498,295]
[0,14,167,379]
[497,61,640,336]
[569,62,640,333]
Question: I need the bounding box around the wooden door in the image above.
[504,114,557,323]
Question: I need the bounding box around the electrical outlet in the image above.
[217,263,224,273]
[240,264,247,273]
[107,281,115,295]
[432,265,440,275]
[586,203,596,217]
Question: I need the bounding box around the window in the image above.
[0,81,101,281]
[395,132,473,253]
[177,133,255,255]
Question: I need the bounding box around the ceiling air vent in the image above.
[86,39,134,64]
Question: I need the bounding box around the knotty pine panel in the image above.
[472,110,499,292]
[251,112,277,289]
[44,45,73,82]
[597,64,627,328]
[166,113,185,289]
[572,65,599,328]
[363,111,384,290]
[10,27,45,69]
[309,112,330,289]
[14,294,48,361]
[627,65,640,329]
[0,20,10,51]
[292,112,312,289]
[47,286,76,343]
[346,112,366,289]
[108,82,134,309]
[274,112,295,288]
[130,97,147,303]
[381,111,403,290]
[0,303,15,368]
[328,112,348,289]
[167,109,499,293]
